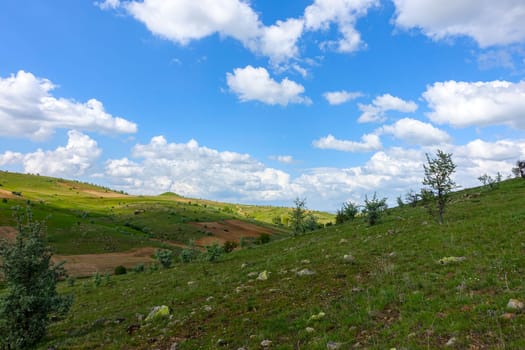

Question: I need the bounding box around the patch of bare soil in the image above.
[0,226,17,241]
[0,189,17,199]
[81,190,128,198]
[53,247,156,277]
[191,219,273,246]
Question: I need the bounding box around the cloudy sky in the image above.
[1,0,525,211]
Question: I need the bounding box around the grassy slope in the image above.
[36,178,525,349]
[0,172,309,254]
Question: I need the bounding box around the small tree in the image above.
[363,193,388,226]
[422,150,456,224]
[0,208,72,349]
[512,160,525,178]
[155,249,174,268]
[335,201,359,224]
[289,197,306,236]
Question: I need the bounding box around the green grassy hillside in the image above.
[0,171,332,255]
[28,178,525,349]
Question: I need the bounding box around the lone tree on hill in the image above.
[0,208,72,350]
[422,150,456,224]
[290,197,306,236]
[512,160,525,178]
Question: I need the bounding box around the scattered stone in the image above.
[507,299,524,311]
[327,341,342,349]
[309,311,326,321]
[438,256,466,265]
[237,348,247,350]
[206,296,214,302]
[203,305,212,312]
[501,312,516,320]
[388,252,396,258]
[343,254,355,262]
[296,268,316,276]
[301,259,310,264]
[261,339,272,347]
[351,287,362,293]
[187,281,196,286]
[170,342,179,350]
[445,337,456,347]
[339,238,348,244]
[407,332,416,338]
[217,339,227,346]
[241,263,247,269]
[135,313,144,322]
[145,305,171,321]
[126,323,140,335]
[257,270,269,281]
[247,271,259,278]
[305,327,315,333]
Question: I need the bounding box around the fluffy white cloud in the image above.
[323,90,363,105]
[358,93,418,123]
[125,0,261,46]
[0,130,101,177]
[380,118,451,145]
[104,136,301,202]
[313,133,382,152]
[258,18,304,63]
[304,0,378,52]
[423,80,525,129]
[226,66,311,106]
[392,0,525,47]
[0,71,137,141]
[105,0,378,63]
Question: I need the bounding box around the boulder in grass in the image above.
[438,256,466,265]
[507,299,524,311]
[145,305,170,321]
[296,268,316,276]
[257,270,269,281]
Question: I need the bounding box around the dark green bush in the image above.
[114,265,127,275]
[155,249,174,268]
[257,233,271,245]
[223,240,238,253]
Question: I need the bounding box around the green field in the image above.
[3,174,520,349]
[0,171,333,255]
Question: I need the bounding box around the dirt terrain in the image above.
[53,248,155,277]
[191,219,274,246]
[0,226,155,277]
[0,189,18,199]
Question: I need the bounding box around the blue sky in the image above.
[1,0,525,211]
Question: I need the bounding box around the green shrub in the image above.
[257,233,271,245]
[133,263,145,273]
[155,249,173,268]
[180,248,198,263]
[363,193,388,226]
[204,243,223,262]
[93,272,102,287]
[0,208,72,350]
[223,240,238,253]
[114,265,127,275]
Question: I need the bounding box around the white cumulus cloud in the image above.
[392,0,525,47]
[423,80,525,129]
[304,0,378,52]
[0,70,137,141]
[226,66,311,106]
[104,136,301,202]
[313,133,382,152]
[0,130,101,177]
[323,90,363,105]
[380,118,452,145]
[358,93,418,123]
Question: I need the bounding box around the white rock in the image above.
[507,298,524,310]
[343,254,354,262]
[305,327,315,333]
[261,339,272,347]
[327,341,342,349]
[445,337,456,347]
[296,268,316,276]
[257,270,269,281]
